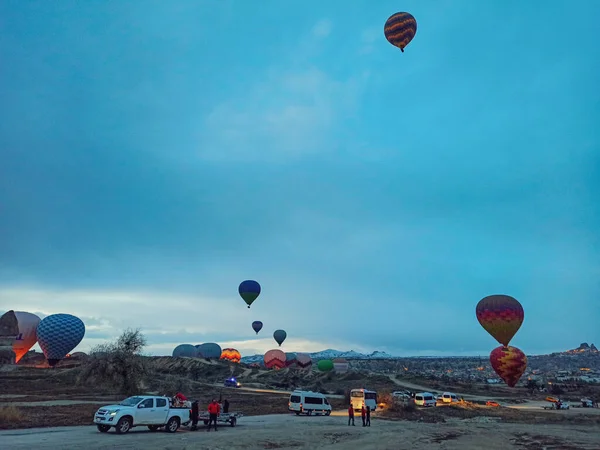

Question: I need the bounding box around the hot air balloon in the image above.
[12,311,41,363]
[273,329,287,347]
[384,12,417,53]
[476,295,524,347]
[220,348,241,363]
[333,357,349,373]
[239,280,261,308]
[285,352,297,368]
[252,321,263,334]
[296,352,312,370]
[264,349,286,369]
[36,313,85,367]
[172,344,198,358]
[317,359,334,372]
[489,345,527,387]
[197,342,222,360]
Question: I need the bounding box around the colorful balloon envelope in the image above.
[333,357,349,373]
[317,359,334,372]
[252,321,263,334]
[172,344,198,358]
[296,352,312,370]
[476,294,524,347]
[12,311,41,363]
[220,348,241,363]
[384,12,417,52]
[489,345,527,388]
[36,313,85,367]
[264,349,286,369]
[239,280,261,308]
[273,329,287,347]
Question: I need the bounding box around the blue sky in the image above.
[1,0,598,357]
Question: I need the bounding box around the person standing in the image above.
[361,404,366,426]
[347,404,355,426]
[190,400,199,431]
[207,398,220,431]
[366,405,371,427]
[223,399,230,414]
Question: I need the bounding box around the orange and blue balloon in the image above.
[489,345,527,387]
[476,294,524,347]
[384,12,417,53]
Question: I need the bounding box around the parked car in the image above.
[94,395,190,434]
[224,377,241,388]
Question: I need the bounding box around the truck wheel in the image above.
[307,410,312,416]
[166,417,180,433]
[97,425,110,433]
[230,417,237,427]
[148,425,160,432]
[115,417,132,434]
[295,412,300,416]
[325,410,331,416]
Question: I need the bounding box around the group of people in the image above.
[167,392,230,431]
[347,404,371,427]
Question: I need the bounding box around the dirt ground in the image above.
[1,414,599,450]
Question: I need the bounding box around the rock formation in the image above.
[0,310,19,364]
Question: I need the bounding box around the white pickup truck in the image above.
[94,395,190,434]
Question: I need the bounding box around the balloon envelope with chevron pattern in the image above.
[476,294,524,346]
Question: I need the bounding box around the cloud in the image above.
[311,19,332,38]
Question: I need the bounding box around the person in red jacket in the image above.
[207,399,220,431]
[347,404,355,426]
[361,404,366,427]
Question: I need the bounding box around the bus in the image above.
[350,388,377,412]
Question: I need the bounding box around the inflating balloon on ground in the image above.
[36,313,85,367]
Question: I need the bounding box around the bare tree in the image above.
[78,328,149,395]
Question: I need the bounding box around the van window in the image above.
[156,398,167,407]
[423,395,434,401]
[415,395,424,401]
[351,392,364,398]
[140,398,154,408]
[365,393,377,400]
[290,395,301,403]
[324,398,330,405]
[305,397,323,405]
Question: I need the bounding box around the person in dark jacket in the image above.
[347,404,355,426]
[361,404,366,426]
[223,399,230,414]
[190,400,199,431]
[365,405,371,426]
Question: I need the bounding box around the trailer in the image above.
[196,412,243,427]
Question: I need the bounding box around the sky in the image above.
[0,0,599,358]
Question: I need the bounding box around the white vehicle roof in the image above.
[415,392,434,396]
[351,388,376,393]
[291,390,327,396]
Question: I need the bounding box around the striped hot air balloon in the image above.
[220,348,241,363]
[476,295,524,347]
[264,349,286,369]
[333,358,349,373]
[384,12,417,52]
[490,345,527,388]
[296,352,312,370]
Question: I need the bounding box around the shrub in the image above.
[78,328,149,395]
[0,405,22,422]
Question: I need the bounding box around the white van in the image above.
[350,388,378,412]
[441,392,459,403]
[414,392,436,407]
[288,390,332,416]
